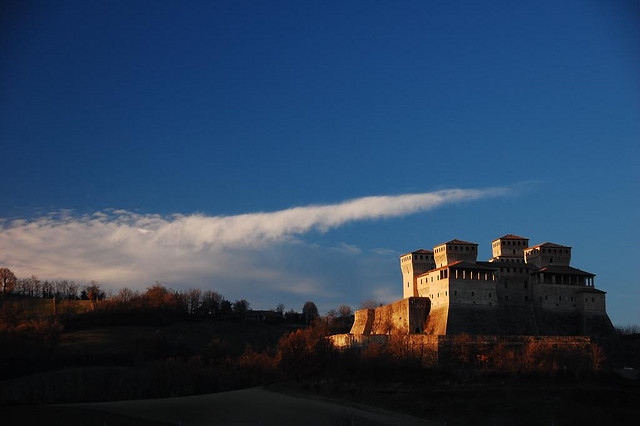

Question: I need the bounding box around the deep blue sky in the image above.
[1,1,638,324]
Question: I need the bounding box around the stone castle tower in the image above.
[352,234,613,337]
[401,249,435,298]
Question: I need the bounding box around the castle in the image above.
[350,235,614,337]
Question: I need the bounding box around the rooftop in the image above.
[526,242,572,250]
[400,249,433,257]
[435,239,478,246]
[492,234,529,242]
[537,265,594,277]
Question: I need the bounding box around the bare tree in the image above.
[275,303,285,317]
[85,281,103,309]
[338,304,352,318]
[302,301,319,324]
[0,268,17,294]
[67,281,79,300]
[16,278,31,296]
[117,287,138,304]
[326,308,338,326]
[201,290,223,316]
[54,280,69,299]
[186,288,202,315]
[359,298,380,309]
[232,299,250,316]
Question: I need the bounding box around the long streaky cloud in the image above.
[0,187,508,285]
[153,187,508,249]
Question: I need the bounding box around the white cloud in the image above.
[0,187,508,308]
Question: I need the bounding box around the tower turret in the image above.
[400,249,435,298]
[524,242,571,267]
[490,234,529,262]
[433,239,478,268]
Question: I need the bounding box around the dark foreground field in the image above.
[1,387,427,426]
[1,299,639,425]
[1,379,638,426]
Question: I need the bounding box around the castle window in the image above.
[550,257,554,264]
[445,291,448,296]
[454,291,457,296]
[525,296,528,301]
[504,295,508,301]
[592,297,595,302]
[471,291,475,296]
[545,295,548,300]
[489,293,492,297]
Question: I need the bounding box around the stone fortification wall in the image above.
[423,304,538,336]
[349,297,430,335]
[353,297,613,337]
[424,305,448,335]
[445,304,539,335]
[350,308,375,335]
[534,309,614,337]
[329,334,592,367]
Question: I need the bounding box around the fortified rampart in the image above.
[351,298,430,335]
[328,334,593,367]
[348,235,615,338]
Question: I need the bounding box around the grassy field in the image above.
[2,380,638,426]
[0,319,301,404]
[1,387,429,426]
[55,319,300,363]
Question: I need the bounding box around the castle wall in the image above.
[349,297,430,335]
[384,236,614,337]
[350,308,375,335]
[329,334,593,368]
[449,278,497,306]
[423,305,448,335]
[531,283,606,313]
[495,276,532,305]
[577,290,606,313]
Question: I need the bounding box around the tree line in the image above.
[0,267,354,328]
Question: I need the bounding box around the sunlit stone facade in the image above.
[354,234,614,336]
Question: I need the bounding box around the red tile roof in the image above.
[435,239,477,246]
[492,234,528,242]
[526,242,572,250]
[537,265,593,276]
[400,249,434,257]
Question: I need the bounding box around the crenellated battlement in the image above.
[350,234,614,337]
